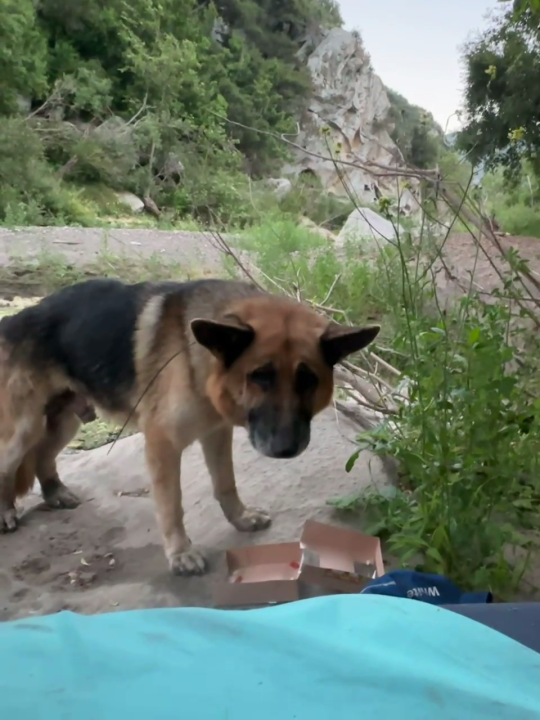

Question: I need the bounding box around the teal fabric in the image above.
[1,595,540,719]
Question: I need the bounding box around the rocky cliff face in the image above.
[283,28,418,211]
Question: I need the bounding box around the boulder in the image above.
[337,207,400,251]
[115,192,145,213]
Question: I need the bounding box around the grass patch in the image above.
[0,243,204,298]
[68,419,137,451]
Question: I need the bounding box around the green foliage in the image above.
[253,173,355,230]
[0,0,49,114]
[238,219,388,326]
[0,117,94,225]
[459,4,540,178]
[506,0,540,18]
[341,295,540,597]
[481,163,540,237]
[217,34,311,174]
[386,89,443,169]
[0,0,341,223]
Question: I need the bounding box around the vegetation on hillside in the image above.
[0,0,342,224]
[0,0,464,229]
[386,89,443,170]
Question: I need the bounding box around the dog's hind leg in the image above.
[0,472,19,532]
[34,409,81,509]
[200,424,271,532]
[0,415,45,532]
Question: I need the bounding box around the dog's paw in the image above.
[231,507,272,533]
[0,507,18,533]
[42,481,80,510]
[169,547,208,576]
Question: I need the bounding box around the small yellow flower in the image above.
[485,64,497,81]
[508,126,525,142]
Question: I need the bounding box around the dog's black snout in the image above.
[270,441,302,460]
[248,406,311,459]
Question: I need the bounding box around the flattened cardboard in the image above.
[214,521,385,608]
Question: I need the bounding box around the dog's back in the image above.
[0,278,263,413]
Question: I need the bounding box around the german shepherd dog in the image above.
[0,278,379,575]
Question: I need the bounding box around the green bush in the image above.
[498,205,540,237]
[340,296,540,597]
[239,219,387,325]
[0,117,97,225]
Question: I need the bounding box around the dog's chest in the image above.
[165,394,224,448]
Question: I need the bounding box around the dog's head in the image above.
[191,296,379,460]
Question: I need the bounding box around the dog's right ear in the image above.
[191,318,255,368]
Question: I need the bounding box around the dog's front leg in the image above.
[200,424,271,532]
[144,424,207,576]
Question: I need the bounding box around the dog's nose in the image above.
[268,424,310,459]
[271,445,300,459]
[248,408,311,459]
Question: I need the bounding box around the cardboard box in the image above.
[214,520,384,608]
[299,520,385,595]
[214,542,302,607]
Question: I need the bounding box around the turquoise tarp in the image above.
[1,595,540,718]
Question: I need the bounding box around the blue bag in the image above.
[361,569,492,604]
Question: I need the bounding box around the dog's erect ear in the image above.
[191,317,255,367]
[320,323,380,367]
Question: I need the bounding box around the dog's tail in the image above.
[14,452,36,498]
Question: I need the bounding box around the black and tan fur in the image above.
[0,278,379,575]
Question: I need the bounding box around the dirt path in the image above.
[0,226,225,271]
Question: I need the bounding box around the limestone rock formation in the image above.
[283,28,418,212]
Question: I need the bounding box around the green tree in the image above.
[0,0,49,114]
[459,3,540,177]
[386,89,443,168]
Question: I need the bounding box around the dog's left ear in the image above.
[191,317,255,368]
[320,323,380,367]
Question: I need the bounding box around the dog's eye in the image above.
[295,363,319,393]
[249,364,276,390]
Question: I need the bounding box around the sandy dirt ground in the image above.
[0,412,395,621]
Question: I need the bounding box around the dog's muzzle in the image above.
[247,406,311,459]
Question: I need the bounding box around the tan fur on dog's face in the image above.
[192,296,380,460]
